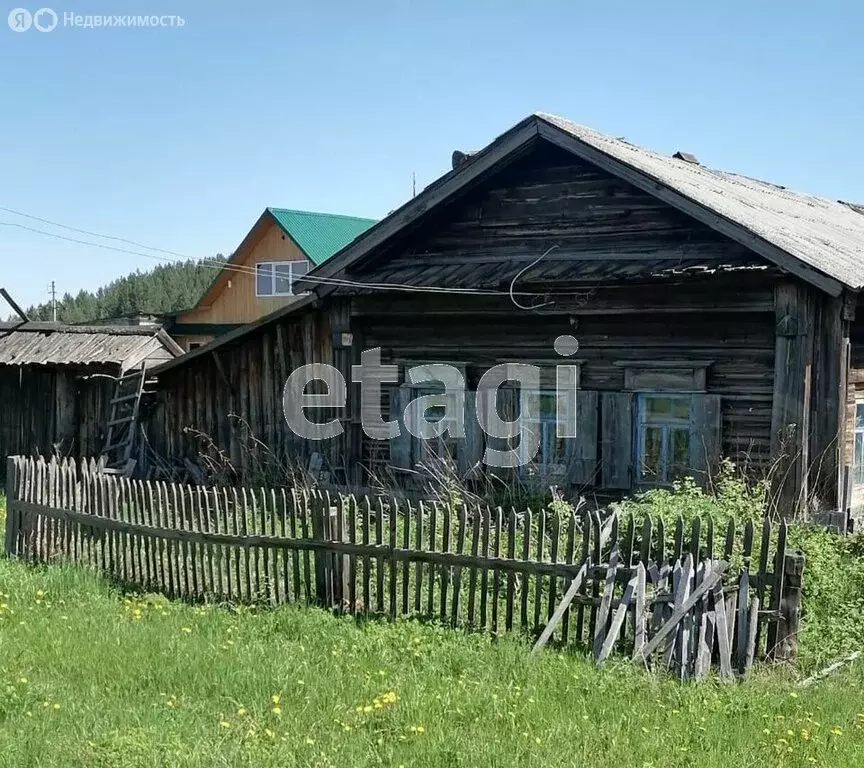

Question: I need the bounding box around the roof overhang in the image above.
[296,114,845,299]
[150,294,318,377]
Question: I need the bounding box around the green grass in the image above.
[1,557,864,766]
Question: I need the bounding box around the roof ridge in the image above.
[266,206,377,223]
[534,112,849,209]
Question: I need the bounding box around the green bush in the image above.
[616,462,864,673]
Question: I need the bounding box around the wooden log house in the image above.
[141,113,864,518]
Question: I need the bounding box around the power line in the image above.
[0,205,191,260]
[0,211,553,299]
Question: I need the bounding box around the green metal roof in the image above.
[267,208,377,266]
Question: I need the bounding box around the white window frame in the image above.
[255,260,309,297]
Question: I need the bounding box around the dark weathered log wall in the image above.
[353,275,777,485]
[352,142,762,288]
[0,365,114,479]
[142,307,332,481]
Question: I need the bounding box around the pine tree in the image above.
[21,256,226,323]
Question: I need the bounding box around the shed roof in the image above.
[0,323,182,368]
[298,113,864,297]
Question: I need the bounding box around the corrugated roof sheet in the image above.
[0,323,178,367]
[537,113,864,290]
[268,208,377,265]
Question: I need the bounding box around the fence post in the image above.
[775,552,805,663]
[4,457,21,556]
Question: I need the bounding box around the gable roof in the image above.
[298,113,864,298]
[191,208,378,310]
[0,322,183,368]
[267,208,377,266]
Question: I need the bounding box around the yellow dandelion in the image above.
[52,703,60,711]
[272,706,282,716]
[236,707,247,717]
[220,720,231,729]
[19,677,27,685]
[271,694,280,705]
[305,737,315,745]
[831,727,843,736]
[363,705,373,713]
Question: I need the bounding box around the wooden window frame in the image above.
[403,362,466,466]
[255,260,310,297]
[635,392,694,487]
[854,399,864,487]
[518,389,568,481]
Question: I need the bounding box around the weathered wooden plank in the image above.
[466,506,481,628]
[451,505,467,626]
[713,579,735,680]
[597,571,638,667]
[633,563,647,657]
[593,544,620,661]
[531,558,589,656]
[638,560,727,661]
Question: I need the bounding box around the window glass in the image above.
[670,427,691,477]
[640,426,663,481]
[256,263,272,296]
[519,389,568,480]
[644,396,689,420]
[854,402,864,486]
[274,263,293,295]
[637,394,692,485]
[855,432,864,485]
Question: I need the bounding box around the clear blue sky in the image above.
[2,0,862,309]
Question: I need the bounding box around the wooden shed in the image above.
[142,113,864,519]
[0,322,181,476]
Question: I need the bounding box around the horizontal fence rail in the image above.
[4,456,803,679]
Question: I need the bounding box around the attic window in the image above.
[255,261,310,297]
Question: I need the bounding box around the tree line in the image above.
[21,256,226,324]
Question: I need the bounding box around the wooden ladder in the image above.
[101,367,148,474]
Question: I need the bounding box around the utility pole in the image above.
[412,171,416,198]
[49,280,57,322]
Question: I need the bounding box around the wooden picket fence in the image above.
[4,456,804,679]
